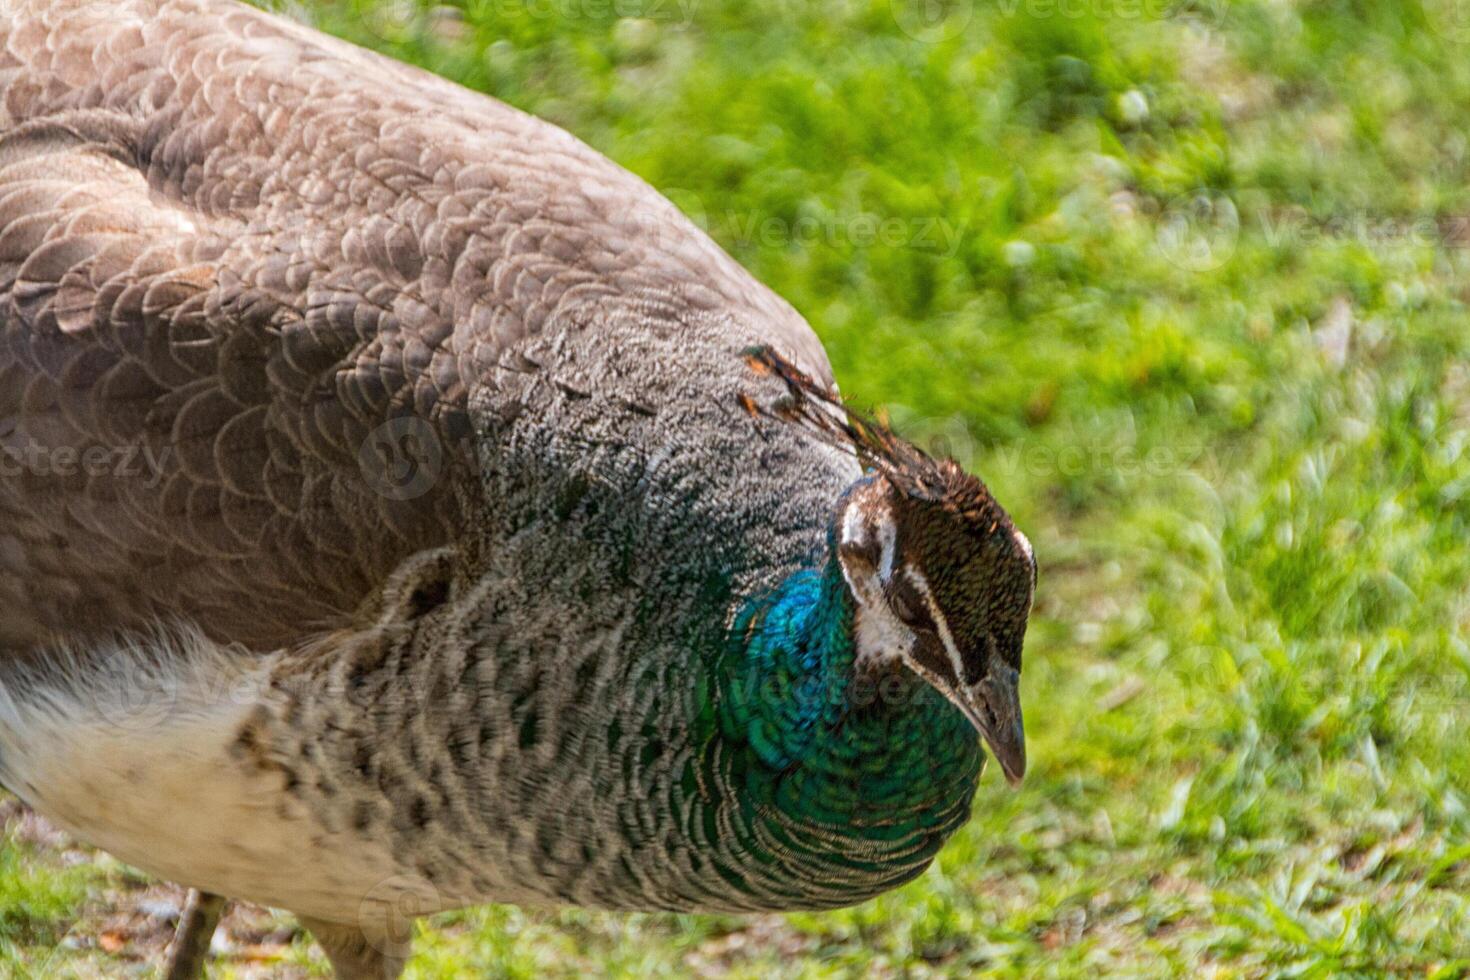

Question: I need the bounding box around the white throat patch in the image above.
[839,500,911,669]
[850,601,915,670]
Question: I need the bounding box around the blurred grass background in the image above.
[6,0,1470,975]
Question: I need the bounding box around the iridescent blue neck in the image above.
[716,556,982,840]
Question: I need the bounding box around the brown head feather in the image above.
[742,345,988,504]
[742,343,1033,662]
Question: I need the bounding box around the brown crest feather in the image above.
[740,345,981,508]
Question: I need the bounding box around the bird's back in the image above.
[0,0,838,652]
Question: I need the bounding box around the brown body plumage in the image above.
[0,0,831,653]
[0,4,1034,979]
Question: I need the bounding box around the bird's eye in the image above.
[889,587,929,630]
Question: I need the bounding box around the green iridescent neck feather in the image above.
[704,555,983,900]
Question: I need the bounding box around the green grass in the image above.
[6,0,1470,975]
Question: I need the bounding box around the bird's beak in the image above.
[949,665,1026,787]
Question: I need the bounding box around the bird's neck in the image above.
[715,556,981,861]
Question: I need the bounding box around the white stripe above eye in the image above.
[902,567,968,685]
[1013,529,1033,563]
[876,511,897,584]
[841,504,867,548]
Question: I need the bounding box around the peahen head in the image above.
[743,347,1036,785]
[835,465,1034,786]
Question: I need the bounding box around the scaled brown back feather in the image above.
[0,0,835,652]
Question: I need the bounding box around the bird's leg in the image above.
[162,889,227,980]
[298,915,411,980]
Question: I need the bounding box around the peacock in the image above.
[0,1,1036,977]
